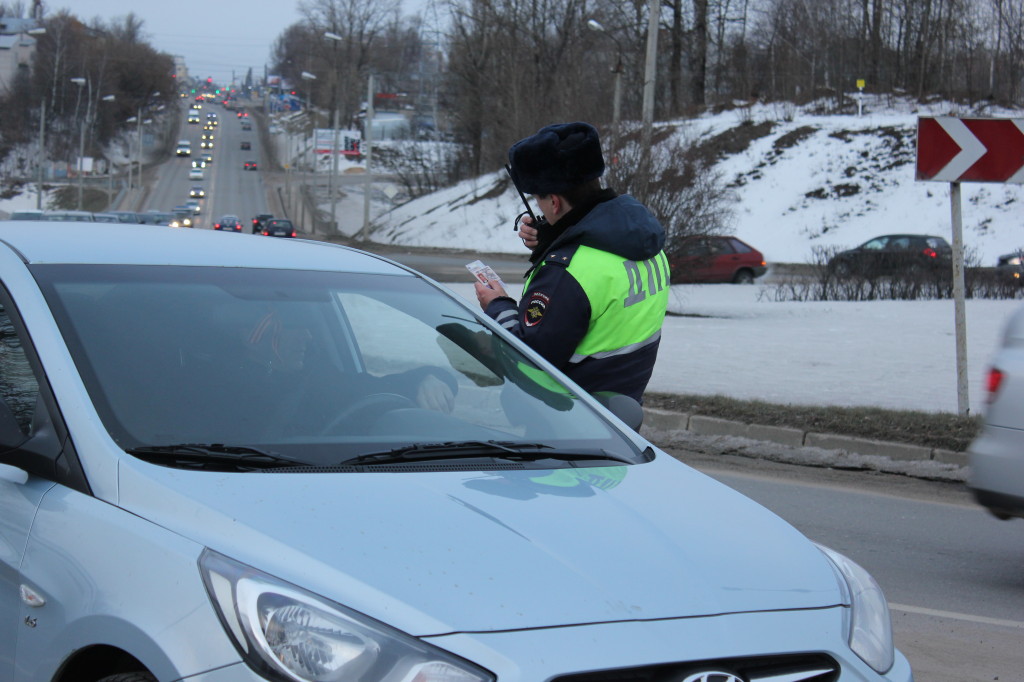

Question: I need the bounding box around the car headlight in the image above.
[200,549,493,682]
[817,544,894,674]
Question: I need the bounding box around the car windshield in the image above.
[33,265,643,467]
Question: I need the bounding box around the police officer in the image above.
[474,121,669,403]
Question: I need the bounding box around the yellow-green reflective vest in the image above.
[529,245,670,364]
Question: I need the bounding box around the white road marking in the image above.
[891,603,1024,629]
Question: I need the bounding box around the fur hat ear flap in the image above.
[508,122,605,195]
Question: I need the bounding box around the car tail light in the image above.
[986,367,1005,402]
[290,231,296,237]
[923,248,938,259]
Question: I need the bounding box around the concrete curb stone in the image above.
[643,407,967,473]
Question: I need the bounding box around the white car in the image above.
[0,223,912,682]
[969,305,1024,520]
[188,168,204,181]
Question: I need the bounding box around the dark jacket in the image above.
[485,192,667,402]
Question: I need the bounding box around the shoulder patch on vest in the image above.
[524,292,550,327]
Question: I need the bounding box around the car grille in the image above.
[551,653,839,682]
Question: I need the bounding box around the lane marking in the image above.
[891,603,1024,629]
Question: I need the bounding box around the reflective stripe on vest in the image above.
[565,246,670,363]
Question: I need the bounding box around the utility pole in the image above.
[330,108,339,234]
[358,74,374,241]
[639,0,659,203]
[36,101,45,210]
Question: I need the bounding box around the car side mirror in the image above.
[593,392,644,431]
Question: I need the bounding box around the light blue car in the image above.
[0,223,912,682]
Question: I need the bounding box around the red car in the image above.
[669,235,767,284]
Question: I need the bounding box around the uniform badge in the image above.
[524,292,550,327]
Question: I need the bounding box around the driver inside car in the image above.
[201,307,457,439]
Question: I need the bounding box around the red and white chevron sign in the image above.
[916,116,1024,183]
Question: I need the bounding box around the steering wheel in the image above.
[321,393,417,435]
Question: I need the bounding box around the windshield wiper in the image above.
[126,443,305,471]
[337,440,633,466]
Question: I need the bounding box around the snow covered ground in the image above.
[440,281,1016,416]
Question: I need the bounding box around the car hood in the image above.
[119,453,843,636]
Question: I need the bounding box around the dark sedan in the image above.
[262,218,296,238]
[213,215,242,232]
[252,213,273,234]
[827,234,951,278]
[669,235,767,284]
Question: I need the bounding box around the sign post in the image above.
[916,116,1024,416]
[856,79,865,117]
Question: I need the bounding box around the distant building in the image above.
[172,55,188,82]
[0,18,42,95]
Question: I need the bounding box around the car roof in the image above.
[0,222,412,274]
[868,233,946,240]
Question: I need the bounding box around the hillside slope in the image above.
[375,98,1024,266]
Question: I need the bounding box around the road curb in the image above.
[642,407,968,471]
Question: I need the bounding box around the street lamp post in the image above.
[28,27,46,210]
[36,100,46,209]
[325,31,343,235]
[76,92,115,210]
[300,71,317,172]
[127,92,160,195]
[300,71,318,232]
[358,73,375,241]
[586,19,623,130]
[638,0,660,203]
[70,78,87,209]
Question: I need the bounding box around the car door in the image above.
[852,236,890,274]
[704,237,745,281]
[0,290,61,677]
[881,236,912,273]
[670,238,717,283]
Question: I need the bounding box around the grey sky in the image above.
[58,1,436,86]
[58,0,305,84]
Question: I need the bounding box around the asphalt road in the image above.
[666,439,1024,682]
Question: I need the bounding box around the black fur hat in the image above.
[508,122,605,195]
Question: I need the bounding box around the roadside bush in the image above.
[761,245,1024,301]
